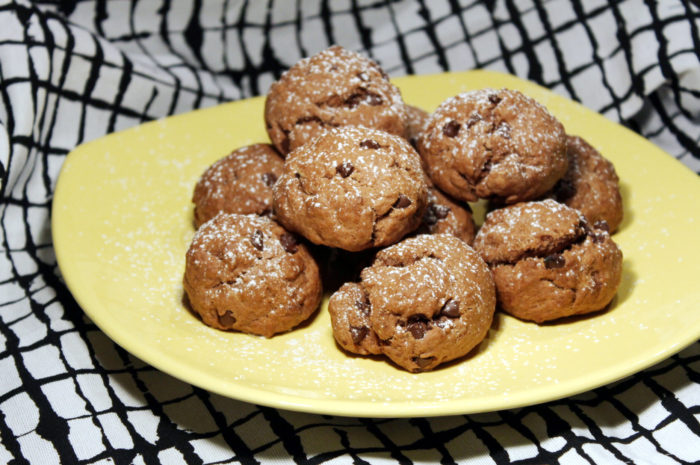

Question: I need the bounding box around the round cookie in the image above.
[415,184,476,244]
[417,88,568,204]
[548,135,623,232]
[183,213,322,337]
[473,199,623,323]
[273,125,428,252]
[404,104,430,148]
[328,234,496,372]
[192,144,284,228]
[264,45,406,155]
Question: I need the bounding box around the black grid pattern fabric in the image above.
[1,0,699,463]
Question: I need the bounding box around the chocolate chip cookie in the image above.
[328,234,496,372]
[192,144,284,228]
[417,88,568,205]
[265,45,407,155]
[273,125,428,251]
[473,199,623,323]
[548,135,623,232]
[415,184,476,244]
[183,213,322,337]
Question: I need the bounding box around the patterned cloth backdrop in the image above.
[1,0,699,464]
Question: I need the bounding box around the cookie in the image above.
[183,213,322,337]
[417,88,568,204]
[328,234,496,372]
[273,125,428,251]
[404,104,430,148]
[473,199,623,323]
[192,144,284,228]
[548,135,623,232]
[264,45,407,155]
[415,184,476,244]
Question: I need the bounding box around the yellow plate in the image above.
[52,71,700,417]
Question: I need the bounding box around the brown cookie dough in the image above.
[273,125,428,252]
[415,184,476,244]
[183,213,322,337]
[417,88,568,204]
[473,199,623,323]
[404,104,430,148]
[192,144,284,228]
[264,45,407,155]
[548,135,623,232]
[328,234,496,372]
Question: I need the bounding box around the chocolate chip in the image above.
[346,92,382,107]
[591,231,607,243]
[219,311,236,326]
[367,93,383,105]
[407,318,428,339]
[296,115,321,124]
[355,297,371,316]
[488,93,502,104]
[434,317,449,328]
[345,93,362,108]
[544,254,565,269]
[261,172,277,187]
[432,204,450,219]
[442,120,461,137]
[250,229,264,250]
[279,233,298,254]
[594,220,610,232]
[359,139,380,149]
[413,356,436,369]
[393,194,412,209]
[350,326,369,345]
[423,203,450,226]
[423,205,438,226]
[496,121,511,139]
[466,113,481,128]
[356,71,369,81]
[440,299,460,318]
[355,296,371,315]
[336,161,355,177]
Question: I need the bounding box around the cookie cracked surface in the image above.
[183,213,322,337]
[417,88,568,204]
[264,45,406,155]
[473,199,623,323]
[328,234,496,372]
[548,135,623,233]
[273,126,429,251]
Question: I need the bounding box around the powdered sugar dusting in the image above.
[484,199,581,239]
[274,125,426,250]
[193,144,283,225]
[420,88,566,203]
[265,45,407,152]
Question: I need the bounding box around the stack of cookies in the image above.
[183,46,623,372]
